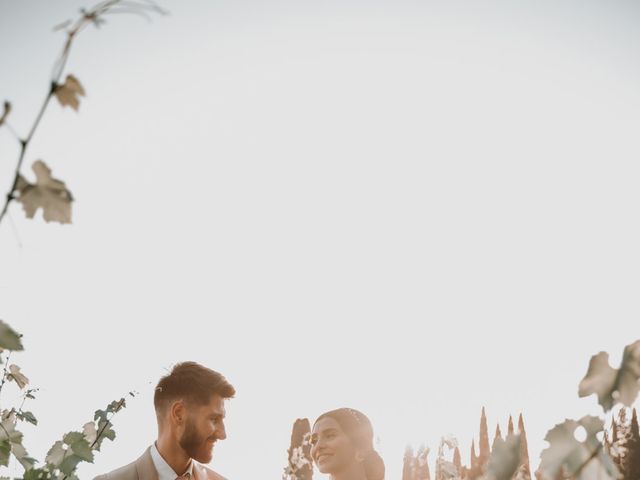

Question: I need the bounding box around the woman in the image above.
[310,408,385,480]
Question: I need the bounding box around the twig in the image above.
[0,0,163,228]
[6,211,23,248]
[60,396,127,480]
[0,352,13,402]
[3,122,22,145]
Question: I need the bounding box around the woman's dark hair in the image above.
[314,408,385,480]
[154,361,235,414]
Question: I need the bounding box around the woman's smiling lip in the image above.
[316,453,333,462]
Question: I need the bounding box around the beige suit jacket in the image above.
[93,447,227,480]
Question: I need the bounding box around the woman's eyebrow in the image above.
[320,427,339,434]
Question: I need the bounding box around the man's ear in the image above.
[170,400,186,425]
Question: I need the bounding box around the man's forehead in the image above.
[203,395,226,415]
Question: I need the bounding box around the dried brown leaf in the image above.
[54,74,85,111]
[7,365,29,389]
[0,102,10,126]
[15,160,73,224]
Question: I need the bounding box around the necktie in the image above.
[175,473,191,480]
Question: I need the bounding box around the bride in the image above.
[310,408,385,480]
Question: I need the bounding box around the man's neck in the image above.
[156,436,192,476]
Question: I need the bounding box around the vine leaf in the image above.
[91,397,128,452]
[0,413,36,471]
[0,102,10,127]
[82,421,97,445]
[0,439,9,468]
[578,340,640,412]
[45,440,66,467]
[538,416,618,480]
[46,432,94,477]
[15,160,73,224]
[7,365,29,389]
[486,434,521,480]
[53,74,85,111]
[63,431,94,462]
[0,321,23,351]
[16,411,37,426]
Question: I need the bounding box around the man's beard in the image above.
[179,417,213,463]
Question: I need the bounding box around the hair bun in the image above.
[363,450,385,480]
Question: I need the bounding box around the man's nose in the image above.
[216,421,227,440]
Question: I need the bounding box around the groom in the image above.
[94,362,235,480]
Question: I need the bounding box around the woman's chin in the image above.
[315,460,335,474]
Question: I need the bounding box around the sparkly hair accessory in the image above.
[348,408,363,425]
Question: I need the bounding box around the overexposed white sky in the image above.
[1,1,640,479]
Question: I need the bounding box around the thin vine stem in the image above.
[0,0,166,228]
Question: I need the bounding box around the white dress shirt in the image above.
[150,442,194,480]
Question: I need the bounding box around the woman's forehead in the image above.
[312,416,343,433]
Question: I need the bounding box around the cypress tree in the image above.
[517,414,531,480]
[492,424,503,452]
[470,439,477,469]
[417,445,431,480]
[453,446,462,470]
[612,407,632,477]
[403,445,415,480]
[479,407,490,466]
[623,408,640,480]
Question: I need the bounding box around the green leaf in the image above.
[21,468,50,480]
[71,442,92,463]
[0,321,23,351]
[58,453,82,476]
[486,434,521,480]
[62,432,83,445]
[62,431,94,462]
[106,398,125,413]
[17,411,38,426]
[0,439,10,467]
[93,409,108,423]
[0,413,25,444]
[578,340,640,412]
[12,442,36,471]
[93,418,116,451]
[45,440,66,467]
[539,416,618,480]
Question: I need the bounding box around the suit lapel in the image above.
[135,447,160,480]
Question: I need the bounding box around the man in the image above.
[94,362,235,480]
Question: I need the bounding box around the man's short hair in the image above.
[154,362,235,413]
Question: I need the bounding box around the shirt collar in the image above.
[150,442,194,480]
